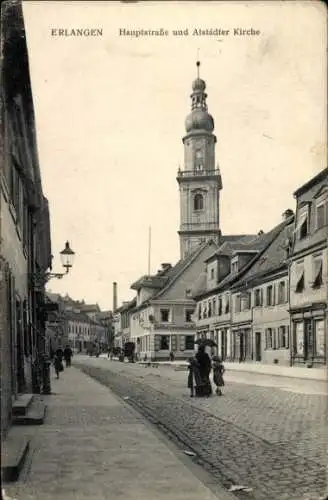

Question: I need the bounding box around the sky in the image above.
[22,1,326,310]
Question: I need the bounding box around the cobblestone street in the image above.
[74,357,328,500]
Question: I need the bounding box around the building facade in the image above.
[0,1,52,437]
[289,168,327,366]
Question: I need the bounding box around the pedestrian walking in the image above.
[63,344,73,367]
[195,344,212,397]
[56,346,64,362]
[187,357,195,397]
[212,356,225,396]
[53,354,64,379]
[169,351,175,362]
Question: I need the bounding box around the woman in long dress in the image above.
[194,344,212,397]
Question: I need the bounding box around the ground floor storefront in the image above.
[131,331,195,361]
[196,323,291,365]
[290,303,327,366]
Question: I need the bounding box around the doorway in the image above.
[255,332,262,362]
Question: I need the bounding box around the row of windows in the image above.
[198,296,230,320]
[294,255,324,293]
[297,195,327,240]
[158,335,195,351]
[68,323,89,335]
[265,326,289,350]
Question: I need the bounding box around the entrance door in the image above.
[304,319,313,361]
[255,332,262,362]
[239,333,245,362]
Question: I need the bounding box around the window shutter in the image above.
[286,325,290,349]
[180,335,186,351]
[260,289,263,306]
[265,329,268,349]
[272,284,276,306]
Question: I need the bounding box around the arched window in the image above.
[194,193,204,211]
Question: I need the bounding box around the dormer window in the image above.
[231,256,239,274]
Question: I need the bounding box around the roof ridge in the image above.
[153,241,214,299]
[230,220,290,289]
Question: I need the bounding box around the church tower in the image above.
[177,61,222,259]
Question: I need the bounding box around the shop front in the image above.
[291,303,326,366]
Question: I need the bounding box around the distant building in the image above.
[289,168,327,366]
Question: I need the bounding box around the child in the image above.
[187,357,195,397]
[212,356,225,396]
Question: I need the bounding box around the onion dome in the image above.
[192,78,206,92]
[185,109,214,133]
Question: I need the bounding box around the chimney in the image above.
[161,263,172,270]
[113,282,117,312]
[282,209,294,221]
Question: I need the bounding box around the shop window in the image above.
[294,322,304,355]
[315,320,325,356]
[160,335,169,350]
[185,335,195,350]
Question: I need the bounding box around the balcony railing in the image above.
[177,169,220,178]
[180,222,219,231]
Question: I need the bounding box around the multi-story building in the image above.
[230,211,295,365]
[129,246,218,361]
[0,1,52,437]
[194,221,290,362]
[114,299,136,349]
[289,168,327,366]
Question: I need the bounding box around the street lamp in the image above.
[30,241,75,287]
[31,241,75,395]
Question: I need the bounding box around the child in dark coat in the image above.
[212,356,225,396]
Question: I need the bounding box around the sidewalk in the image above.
[129,358,327,381]
[4,366,236,500]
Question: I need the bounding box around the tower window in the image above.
[194,193,204,211]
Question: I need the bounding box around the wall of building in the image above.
[290,248,327,308]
